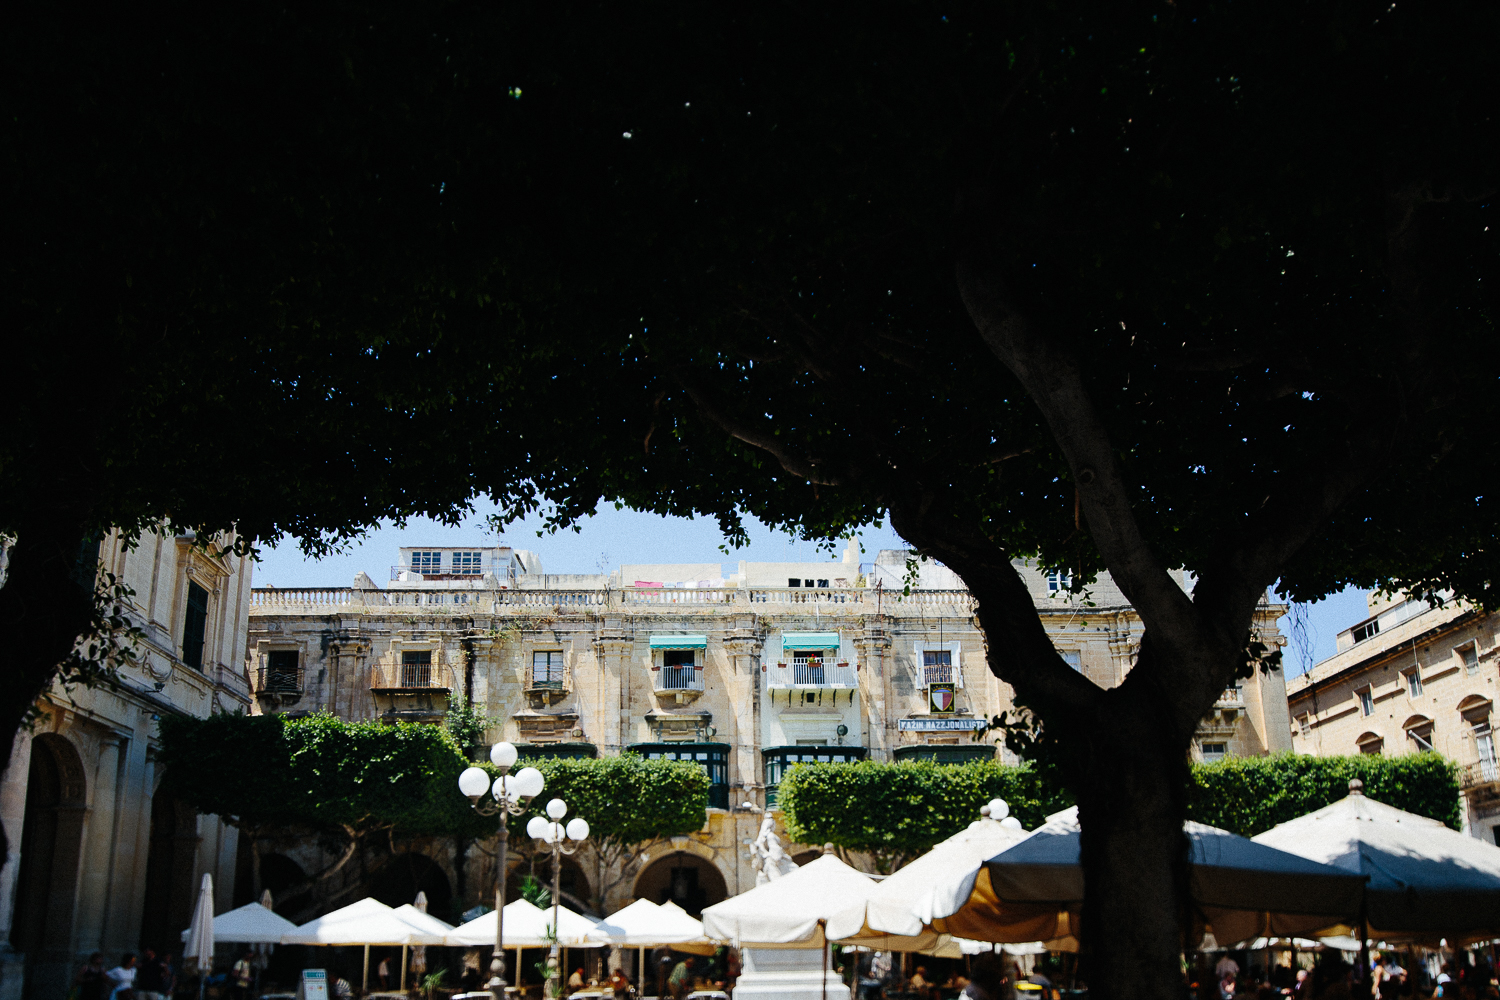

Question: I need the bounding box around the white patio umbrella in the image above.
[589,898,718,987]
[702,854,878,947]
[983,806,1366,945]
[181,901,297,944]
[184,873,216,999]
[445,897,602,947]
[824,804,1053,946]
[1253,782,1500,943]
[283,897,448,993]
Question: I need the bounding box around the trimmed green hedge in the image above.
[779,759,1071,869]
[779,752,1461,866]
[1185,751,1461,835]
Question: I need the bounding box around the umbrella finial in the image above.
[1348,778,1364,796]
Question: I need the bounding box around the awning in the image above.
[650,634,707,650]
[782,631,840,651]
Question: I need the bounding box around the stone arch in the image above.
[258,853,308,911]
[1355,731,1385,755]
[371,852,453,917]
[1402,714,1436,752]
[1458,694,1493,723]
[12,733,89,998]
[632,847,728,917]
[139,780,202,953]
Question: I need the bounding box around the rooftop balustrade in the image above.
[250,584,980,615]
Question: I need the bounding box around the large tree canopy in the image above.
[7,3,1498,995]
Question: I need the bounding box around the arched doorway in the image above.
[507,854,591,914]
[139,787,201,953]
[11,734,88,999]
[371,853,454,919]
[632,852,727,917]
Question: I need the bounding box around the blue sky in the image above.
[253,502,1366,676]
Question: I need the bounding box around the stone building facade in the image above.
[0,529,253,1000]
[247,543,1290,925]
[1288,591,1500,842]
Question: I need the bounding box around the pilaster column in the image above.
[856,624,892,758]
[593,624,634,753]
[76,736,126,952]
[724,624,763,801]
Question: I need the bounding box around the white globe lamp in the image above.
[491,742,519,768]
[514,767,545,799]
[458,766,491,799]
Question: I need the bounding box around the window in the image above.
[401,650,433,687]
[1297,713,1310,737]
[817,578,829,588]
[532,651,565,689]
[411,551,442,574]
[1357,733,1384,755]
[452,551,483,575]
[1475,723,1498,782]
[1406,718,1436,752]
[1046,570,1072,594]
[660,648,697,689]
[265,650,300,692]
[787,578,801,588]
[1405,668,1424,698]
[1352,619,1380,643]
[182,581,209,670]
[1359,688,1375,716]
[923,649,953,685]
[1059,650,1082,672]
[1458,642,1480,675]
[1201,742,1227,761]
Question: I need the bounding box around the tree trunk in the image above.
[1073,706,1192,1000]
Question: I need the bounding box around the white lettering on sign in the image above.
[898,718,987,731]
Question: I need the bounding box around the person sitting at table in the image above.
[568,967,586,990]
[607,968,630,1000]
[908,966,933,1000]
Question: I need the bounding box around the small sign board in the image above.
[299,969,329,1000]
[898,717,986,731]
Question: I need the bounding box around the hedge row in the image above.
[779,752,1460,862]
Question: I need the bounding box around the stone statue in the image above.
[749,814,799,884]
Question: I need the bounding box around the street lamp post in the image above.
[526,799,590,999]
[459,744,547,1000]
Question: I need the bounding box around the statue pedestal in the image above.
[733,948,848,1000]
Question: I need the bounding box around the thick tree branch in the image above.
[955,250,1203,651]
[885,497,1104,716]
[672,373,845,486]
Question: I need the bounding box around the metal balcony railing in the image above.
[767,661,858,689]
[257,666,304,695]
[370,662,458,690]
[1462,758,1500,790]
[654,666,704,692]
[529,667,567,691]
[923,665,955,685]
